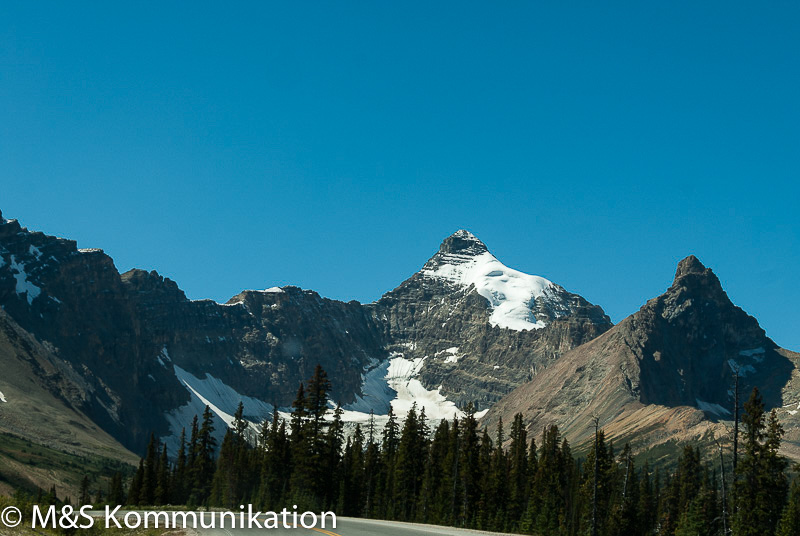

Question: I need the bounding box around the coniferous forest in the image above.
[113,365,800,535]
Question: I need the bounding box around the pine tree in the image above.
[260,410,288,509]
[78,476,90,505]
[763,408,790,529]
[732,387,790,536]
[108,472,125,506]
[777,469,800,536]
[172,428,188,504]
[508,413,529,529]
[394,403,426,520]
[380,405,400,518]
[141,432,158,505]
[127,459,144,506]
[489,418,510,531]
[306,365,332,440]
[364,411,381,517]
[459,409,481,527]
[154,443,170,505]
[636,461,656,535]
[581,426,614,536]
[341,423,365,516]
[189,405,217,505]
[322,403,345,509]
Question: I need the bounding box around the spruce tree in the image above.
[78,476,90,505]
[142,432,158,505]
[189,405,217,505]
[508,413,529,529]
[777,470,800,536]
[172,428,188,504]
[154,443,170,505]
[108,472,125,506]
[127,459,144,506]
[733,387,789,536]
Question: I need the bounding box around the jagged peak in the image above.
[438,229,488,256]
[674,255,707,281]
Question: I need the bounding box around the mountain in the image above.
[0,211,610,456]
[484,255,800,461]
[0,307,137,497]
[369,230,611,412]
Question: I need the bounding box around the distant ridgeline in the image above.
[2,208,800,535]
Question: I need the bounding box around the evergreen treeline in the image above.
[122,365,800,536]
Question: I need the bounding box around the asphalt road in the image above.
[93,511,514,536]
[192,515,515,536]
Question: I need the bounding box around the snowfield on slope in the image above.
[344,353,465,422]
[423,246,554,331]
[163,365,273,453]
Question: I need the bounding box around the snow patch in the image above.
[422,250,554,330]
[163,365,273,455]
[9,255,41,304]
[344,353,464,422]
[474,408,489,419]
[728,359,757,376]
[740,347,765,363]
[344,359,395,414]
[435,347,462,364]
[78,248,103,253]
[259,287,284,294]
[0,391,6,403]
[696,399,732,417]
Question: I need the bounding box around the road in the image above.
[188,514,514,536]
[91,510,515,536]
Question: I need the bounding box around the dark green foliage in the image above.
[733,388,789,536]
[777,468,800,536]
[115,372,798,536]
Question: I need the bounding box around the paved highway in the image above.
[92,510,514,536]
[187,513,514,536]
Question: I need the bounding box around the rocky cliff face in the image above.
[0,212,611,454]
[370,230,611,409]
[484,255,800,459]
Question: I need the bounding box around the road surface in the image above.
[187,514,515,536]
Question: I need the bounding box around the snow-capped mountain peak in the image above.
[421,230,558,331]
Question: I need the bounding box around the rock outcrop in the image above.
[484,255,799,459]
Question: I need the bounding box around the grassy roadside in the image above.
[0,432,133,498]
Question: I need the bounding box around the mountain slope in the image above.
[484,255,800,460]
[370,230,611,410]
[0,308,137,496]
[0,211,611,456]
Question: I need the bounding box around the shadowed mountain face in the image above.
[0,212,611,454]
[484,255,799,458]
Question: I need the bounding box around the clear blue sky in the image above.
[2,2,798,349]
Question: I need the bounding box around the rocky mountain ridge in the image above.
[0,210,610,454]
[484,255,800,460]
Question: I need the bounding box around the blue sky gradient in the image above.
[2,2,798,348]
